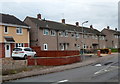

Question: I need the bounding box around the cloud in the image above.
[0,0,118,31]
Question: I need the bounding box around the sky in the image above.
[0,0,119,31]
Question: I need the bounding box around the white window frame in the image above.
[83,35,87,39]
[4,26,8,34]
[61,44,64,50]
[64,32,68,37]
[83,44,87,49]
[43,29,49,35]
[50,30,56,36]
[76,33,79,38]
[95,35,98,39]
[59,31,63,37]
[44,44,48,50]
[16,27,23,34]
[102,36,105,40]
[92,35,95,39]
[15,43,24,47]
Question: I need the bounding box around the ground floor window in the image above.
[15,43,24,47]
[44,44,48,50]
[83,44,87,49]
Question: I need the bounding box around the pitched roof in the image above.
[103,28,120,35]
[26,16,105,35]
[0,13,28,27]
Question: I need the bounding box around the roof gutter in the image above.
[0,22,30,29]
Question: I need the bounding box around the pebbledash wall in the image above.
[28,47,81,66]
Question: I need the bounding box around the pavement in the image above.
[2,53,118,82]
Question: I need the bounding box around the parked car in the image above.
[12,47,36,60]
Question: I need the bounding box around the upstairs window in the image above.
[71,33,75,37]
[43,29,49,35]
[115,35,118,38]
[16,27,22,34]
[83,35,87,39]
[76,33,79,38]
[101,36,105,40]
[95,35,98,39]
[92,35,95,39]
[64,31,68,37]
[4,26,8,34]
[50,30,56,36]
[59,31,64,37]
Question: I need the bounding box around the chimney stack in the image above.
[90,25,93,28]
[115,28,117,31]
[62,19,65,24]
[76,22,79,26]
[37,14,41,20]
[107,26,110,29]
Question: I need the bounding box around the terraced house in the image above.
[101,26,120,48]
[24,14,106,51]
[0,13,30,58]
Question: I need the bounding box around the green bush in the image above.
[110,48,118,52]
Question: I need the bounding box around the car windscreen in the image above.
[13,48,22,51]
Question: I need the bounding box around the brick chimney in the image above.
[37,14,41,20]
[62,19,65,24]
[76,22,79,26]
[107,26,110,29]
[90,25,93,29]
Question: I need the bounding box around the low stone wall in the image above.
[2,58,27,71]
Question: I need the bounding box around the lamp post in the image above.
[81,21,88,60]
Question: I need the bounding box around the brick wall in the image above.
[31,46,80,57]
[28,56,81,66]
[28,46,81,66]
[0,43,5,58]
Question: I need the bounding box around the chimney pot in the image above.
[115,28,117,31]
[62,19,65,24]
[107,26,110,29]
[90,25,93,28]
[76,22,79,26]
[37,14,41,20]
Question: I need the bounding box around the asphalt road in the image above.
[4,54,119,84]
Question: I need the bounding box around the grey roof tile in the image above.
[27,16,105,36]
[0,13,28,27]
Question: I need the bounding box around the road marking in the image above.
[95,64,102,67]
[51,80,68,84]
[58,80,68,83]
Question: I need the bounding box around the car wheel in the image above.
[24,55,27,60]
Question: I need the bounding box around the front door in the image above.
[5,44,11,57]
